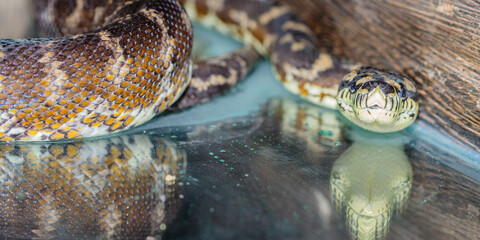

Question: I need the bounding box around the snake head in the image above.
[336,67,419,133]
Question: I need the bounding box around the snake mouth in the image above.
[356,108,395,124]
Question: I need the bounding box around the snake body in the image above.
[0,0,419,141]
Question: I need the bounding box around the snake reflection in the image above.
[268,98,412,240]
[0,134,186,239]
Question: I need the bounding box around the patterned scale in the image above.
[0,134,186,239]
[0,0,193,141]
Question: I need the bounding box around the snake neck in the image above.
[182,0,358,109]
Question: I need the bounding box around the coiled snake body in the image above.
[0,0,419,141]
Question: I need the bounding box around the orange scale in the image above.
[90,121,102,128]
[50,132,66,140]
[20,119,33,127]
[81,116,95,124]
[7,109,18,115]
[128,101,137,108]
[45,110,55,116]
[58,98,69,105]
[126,93,135,100]
[79,90,90,98]
[114,88,124,95]
[84,74,93,81]
[80,101,90,108]
[52,114,63,120]
[58,117,70,124]
[14,104,26,110]
[111,110,122,117]
[108,94,118,102]
[97,115,107,121]
[163,62,170,69]
[124,116,135,126]
[107,85,117,92]
[78,80,88,88]
[100,91,111,100]
[104,117,115,126]
[115,97,125,105]
[144,56,151,64]
[66,103,76,110]
[26,129,38,137]
[73,106,84,113]
[139,80,148,87]
[45,118,54,125]
[141,101,150,108]
[65,92,76,99]
[120,81,130,89]
[73,96,83,103]
[145,72,154,79]
[23,108,33,114]
[40,80,50,87]
[59,108,70,115]
[129,67,138,74]
[92,77,101,85]
[76,71,86,77]
[110,121,123,131]
[132,77,141,84]
[85,83,96,91]
[93,87,103,95]
[32,122,45,130]
[67,112,77,119]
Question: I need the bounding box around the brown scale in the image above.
[0,0,193,141]
[0,135,186,239]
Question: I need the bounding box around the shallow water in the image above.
[0,24,478,240]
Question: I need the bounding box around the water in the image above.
[0,24,478,240]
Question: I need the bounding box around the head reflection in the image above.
[0,134,186,239]
[330,137,412,240]
[265,97,412,239]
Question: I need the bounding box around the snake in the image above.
[0,0,419,141]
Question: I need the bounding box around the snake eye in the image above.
[349,81,357,93]
[398,81,407,99]
[400,87,406,98]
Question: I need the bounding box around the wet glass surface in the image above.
[0,24,479,240]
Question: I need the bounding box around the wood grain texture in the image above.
[389,141,480,240]
[278,0,480,150]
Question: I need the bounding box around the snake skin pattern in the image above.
[0,134,186,239]
[0,0,418,141]
[1,0,193,141]
[182,0,419,132]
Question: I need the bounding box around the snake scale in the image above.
[0,0,419,141]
